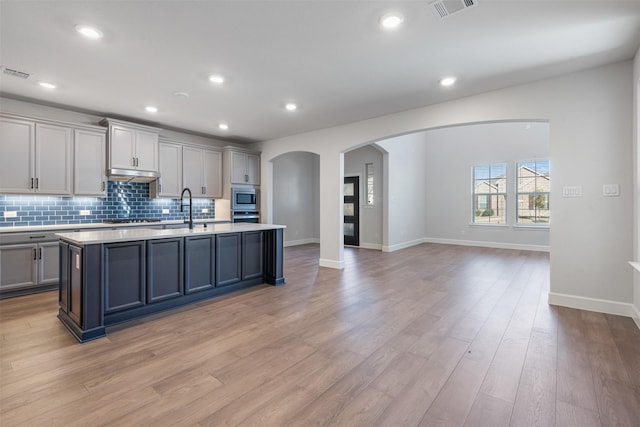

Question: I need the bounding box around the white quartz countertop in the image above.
[56,223,285,245]
[0,218,229,234]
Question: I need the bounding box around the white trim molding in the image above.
[382,238,426,253]
[283,238,320,247]
[423,237,549,252]
[359,242,383,250]
[549,292,639,328]
[319,258,345,269]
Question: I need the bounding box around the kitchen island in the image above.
[56,223,285,342]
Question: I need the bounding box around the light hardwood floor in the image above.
[1,243,639,426]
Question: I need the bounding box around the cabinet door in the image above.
[242,231,263,280]
[216,233,242,287]
[0,244,38,291]
[135,129,158,172]
[104,242,146,313]
[0,117,34,193]
[109,125,136,169]
[203,150,222,198]
[59,242,69,313]
[35,123,72,195]
[147,238,183,303]
[156,142,182,197]
[230,151,247,184]
[38,242,60,285]
[74,129,106,196]
[245,153,260,185]
[185,236,215,294]
[182,146,204,195]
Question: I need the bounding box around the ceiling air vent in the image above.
[431,0,478,19]
[1,66,31,79]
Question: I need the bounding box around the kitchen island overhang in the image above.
[56,223,285,342]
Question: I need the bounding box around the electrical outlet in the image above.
[80,210,91,216]
[202,208,209,213]
[162,209,170,214]
[3,211,17,218]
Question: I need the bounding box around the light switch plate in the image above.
[79,210,90,216]
[3,211,17,218]
[202,208,209,213]
[562,186,582,198]
[602,184,620,197]
[162,209,170,214]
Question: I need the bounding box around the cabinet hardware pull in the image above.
[30,177,34,189]
[132,157,136,167]
[33,248,37,260]
[35,178,39,189]
[38,248,42,260]
[29,235,46,239]
[102,181,105,192]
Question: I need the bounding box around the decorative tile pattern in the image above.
[0,182,215,227]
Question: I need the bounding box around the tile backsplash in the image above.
[0,181,215,227]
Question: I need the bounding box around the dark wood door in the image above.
[344,176,360,246]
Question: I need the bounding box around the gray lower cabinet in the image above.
[0,241,59,294]
[185,235,215,293]
[147,238,184,302]
[216,233,242,287]
[104,241,146,313]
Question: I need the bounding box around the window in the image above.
[517,160,550,225]
[365,162,374,205]
[472,163,507,224]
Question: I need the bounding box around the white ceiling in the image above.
[1,1,639,143]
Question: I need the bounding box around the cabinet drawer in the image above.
[0,231,59,245]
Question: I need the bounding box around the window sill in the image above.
[514,224,550,230]
[469,223,509,228]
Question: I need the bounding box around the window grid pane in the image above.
[517,160,550,225]
[472,163,507,224]
[365,163,374,205]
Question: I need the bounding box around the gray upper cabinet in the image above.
[230,150,260,185]
[74,128,106,196]
[151,141,182,198]
[0,117,72,195]
[183,146,222,198]
[101,119,160,173]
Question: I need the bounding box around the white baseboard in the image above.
[382,238,426,253]
[632,303,640,330]
[548,292,639,322]
[423,237,549,252]
[319,258,345,269]
[359,242,382,250]
[283,238,320,247]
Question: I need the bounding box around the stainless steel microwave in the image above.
[231,187,258,211]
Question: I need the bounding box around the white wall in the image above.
[376,133,428,251]
[423,121,549,251]
[258,60,634,317]
[272,151,320,246]
[344,145,383,249]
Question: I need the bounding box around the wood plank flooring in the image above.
[1,243,639,426]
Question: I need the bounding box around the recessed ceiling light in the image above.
[380,12,404,30]
[209,74,225,84]
[440,77,457,87]
[172,91,190,98]
[75,25,104,40]
[218,123,229,130]
[285,103,298,112]
[145,106,158,113]
[38,81,56,90]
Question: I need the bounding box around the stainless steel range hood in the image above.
[107,168,159,182]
